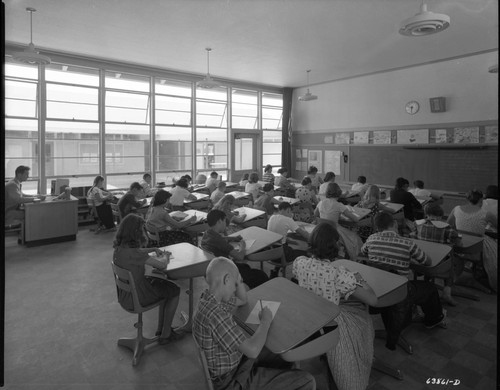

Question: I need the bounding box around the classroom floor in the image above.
[3,227,498,390]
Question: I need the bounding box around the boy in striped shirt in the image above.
[361,212,447,350]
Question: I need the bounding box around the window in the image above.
[262,93,283,170]
[232,89,258,129]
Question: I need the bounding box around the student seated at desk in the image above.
[253,183,275,216]
[205,171,220,194]
[295,177,318,206]
[139,173,155,197]
[361,212,447,351]
[192,257,315,390]
[317,171,336,201]
[245,172,262,204]
[307,165,323,193]
[274,168,295,198]
[4,165,46,224]
[351,176,369,198]
[267,202,309,277]
[211,182,227,206]
[213,195,247,235]
[482,185,498,227]
[118,182,148,218]
[356,185,394,241]
[293,223,377,390]
[314,182,362,260]
[201,210,268,289]
[113,214,184,344]
[169,178,198,210]
[87,175,116,231]
[447,189,497,293]
[238,173,249,187]
[390,177,422,235]
[195,173,207,185]
[262,164,275,184]
[411,204,460,306]
[145,190,197,246]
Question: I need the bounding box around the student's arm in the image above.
[314,207,320,218]
[229,240,246,262]
[409,242,431,266]
[144,249,170,270]
[186,192,198,201]
[295,226,310,241]
[446,208,457,229]
[485,212,497,230]
[351,274,378,306]
[238,307,272,358]
[234,273,248,306]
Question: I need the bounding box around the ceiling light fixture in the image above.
[298,70,318,102]
[399,1,450,36]
[488,64,498,73]
[12,7,51,65]
[197,48,220,89]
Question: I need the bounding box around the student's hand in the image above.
[189,215,197,222]
[259,306,273,326]
[234,235,243,242]
[239,240,246,250]
[240,213,247,220]
[39,195,46,201]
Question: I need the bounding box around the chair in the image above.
[5,220,25,245]
[86,197,104,233]
[192,334,215,390]
[111,262,163,366]
[110,203,122,225]
[246,244,288,277]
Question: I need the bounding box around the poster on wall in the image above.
[324,150,341,176]
[335,133,350,145]
[324,135,334,144]
[397,129,429,144]
[301,161,308,171]
[435,129,448,143]
[307,150,323,173]
[353,131,369,144]
[373,130,392,144]
[296,149,302,158]
[485,126,498,143]
[302,149,308,158]
[453,127,479,143]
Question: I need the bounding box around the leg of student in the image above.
[149,279,181,338]
[96,203,115,229]
[407,281,444,327]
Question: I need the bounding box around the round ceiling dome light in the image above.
[399,2,450,37]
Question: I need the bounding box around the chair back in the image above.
[192,334,215,390]
[111,262,157,314]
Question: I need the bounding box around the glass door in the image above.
[231,132,260,184]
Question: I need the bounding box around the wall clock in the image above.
[405,101,420,115]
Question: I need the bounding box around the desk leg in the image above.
[375,330,413,355]
[176,278,194,333]
[372,356,403,380]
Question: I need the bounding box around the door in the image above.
[231,132,260,183]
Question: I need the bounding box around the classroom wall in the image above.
[292,51,498,131]
[290,51,498,195]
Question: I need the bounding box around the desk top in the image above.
[273,196,301,205]
[146,242,214,280]
[184,192,209,203]
[411,239,452,267]
[340,206,371,221]
[334,259,407,307]
[380,201,405,213]
[227,191,251,200]
[228,226,283,255]
[234,207,266,222]
[169,209,208,224]
[454,233,484,254]
[233,277,339,354]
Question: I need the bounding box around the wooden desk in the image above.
[146,242,214,332]
[227,191,251,200]
[335,260,408,307]
[273,196,300,205]
[228,226,283,255]
[454,233,484,255]
[339,206,372,227]
[380,201,404,214]
[411,239,452,267]
[415,196,432,206]
[234,207,266,223]
[183,192,209,203]
[233,277,340,357]
[24,195,79,246]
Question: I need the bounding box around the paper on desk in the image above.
[245,300,281,324]
[243,239,255,249]
[148,251,175,260]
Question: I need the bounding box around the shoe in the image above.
[158,329,185,345]
[426,309,448,329]
[441,294,457,307]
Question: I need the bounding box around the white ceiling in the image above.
[4,0,499,88]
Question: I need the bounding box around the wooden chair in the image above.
[111,262,163,366]
[192,334,215,390]
[246,244,288,277]
[5,220,25,245]
[110,203,122,225]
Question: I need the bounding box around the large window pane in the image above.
[232,89,258,129]
[263,130,282,171]
[5,80,38,117]
[262,92,283,130]
[155,78,192,97]
[155,95,191,125]
[105,124,150,174]
[155,126,192,171]
[47,84,98,120]
[5,119,39,179]
[105,91,150,123]
[105,71,150,92]
[196,128,227,171]
[46,63,99,86]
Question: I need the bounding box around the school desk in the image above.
[145,242,214,332]
[233,277,340,360]
[169,209,209,235]
[273,195,301,205]
[228,226,283,255]
[234,206,267,228]
[23,195,79,246]
[226,191,252,206]
[338,206,372,228]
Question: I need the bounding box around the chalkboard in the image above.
[348,145,498,193]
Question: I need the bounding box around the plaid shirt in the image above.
[193,290,246,379]
[413,219,460,245]
[361,231,429,278]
